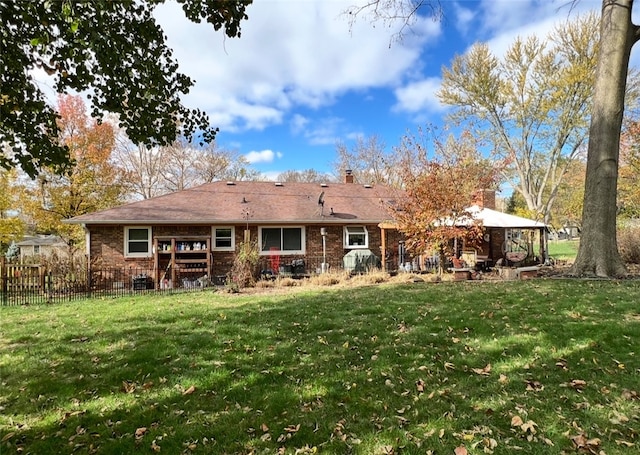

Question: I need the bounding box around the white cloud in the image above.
[477,0,598,58]
[453,2,475,35]
[154,0,442,133]
[244,149,283,164]
[290,114,309,135]
[393,77,445,114]
[294,116,360,146]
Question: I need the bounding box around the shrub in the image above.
[349,270,390,285]
[307,271,350,286]
[618,225,640,263]
[254,279,275,289]
[227,240,260,289]
[276,277,299,287]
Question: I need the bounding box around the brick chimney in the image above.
[344,169,354,184]
[473,189,496,210]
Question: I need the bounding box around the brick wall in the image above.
[89,223,401,276]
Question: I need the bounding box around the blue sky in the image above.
[152,0,610,179]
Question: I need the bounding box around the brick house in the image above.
[66,172,403,288]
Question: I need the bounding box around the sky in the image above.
[148,0,630,179]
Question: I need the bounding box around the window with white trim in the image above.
[259,227,305,255]
[344,226,368,248]
[213,226,235,251]
[124,227,152,258]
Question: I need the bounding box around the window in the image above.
[33,245,40,254]
[259,227,304,255]
[125,227,151,258]
[213,226,235,251]
[344,226,368,248]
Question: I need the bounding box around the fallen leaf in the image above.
[498,374,509,384]
[471,364,492,376]
[182,385,196,395]
[520,420,537,434]
[444,362,456,371]
[122,381,136,394]
[285,424,300,433]
[525,379,544,392]
[569,379,587,391]
[454,445,468,455]
[135,427,147,439]
[416,379,425,393]
[1,432,15,442]
[151,440,161,452]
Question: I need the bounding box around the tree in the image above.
[618,121,640,218]
[333,134,415,187]
[1,0,252,178]
[114,137,260,199]
[438,13,599,225]
[276,169,334,183]
[113,142,166,200]
[571,0,637,277]
[392,129,498,274]
[0,169,25,252]
[549,158,586,230]
[21,95,125,257]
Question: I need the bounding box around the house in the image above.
[16,235,67,261]
[66,172,403,288]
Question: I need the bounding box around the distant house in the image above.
[66,172,403,288]
[16,235,67,261]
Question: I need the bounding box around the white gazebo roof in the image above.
[467,205,546,228]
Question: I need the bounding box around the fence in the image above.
[0,261,216,306]
[1,251,425,306]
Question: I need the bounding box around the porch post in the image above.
[380,226,387,271]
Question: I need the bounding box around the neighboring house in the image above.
[16,235,67,261]
[66,172,403,288]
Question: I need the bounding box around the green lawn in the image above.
[547,239,580,262]
[1,280,639,454]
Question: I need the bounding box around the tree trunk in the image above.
[571,0,637,277]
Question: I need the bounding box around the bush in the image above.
[618,225,640,264]
[349,270,390,285]
[307,271,349,286]
[227,240,260,289]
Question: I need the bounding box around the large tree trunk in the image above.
[570,0,638,277]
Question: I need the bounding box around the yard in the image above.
[1,279,638,454]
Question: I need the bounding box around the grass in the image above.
[547,240,580,262]
[1,279,639,454]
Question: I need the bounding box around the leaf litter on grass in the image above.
[1,280,639,454]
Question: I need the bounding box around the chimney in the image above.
[344,169,354,184]
[473,189,496,210]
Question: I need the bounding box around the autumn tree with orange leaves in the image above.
[21,95,125,260]
[392,129,498,274]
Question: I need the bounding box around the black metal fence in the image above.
[0,262,217,306]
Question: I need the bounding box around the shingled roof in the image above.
[66,181,397,225]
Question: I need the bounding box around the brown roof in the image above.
[67,181,397,225]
